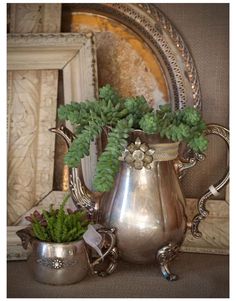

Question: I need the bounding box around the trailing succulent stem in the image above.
[64,117,105,167]
[58,84,208,192]
[28,194,89,243]
[93,117,134,192]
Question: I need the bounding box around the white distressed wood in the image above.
[9,4,43,33]
[63,35,98,190]
[7,33,91,70]
[35,70,58,202]
[41,4,62,33]
[181,198,229,255]
[9,3,61,33]
[7,69,59,224]
[7,4,62,225]
[7,33,98,224]
[8,49,78,70]
[7,70,59,224]
[7,70,43,224]
[7,226,32,261]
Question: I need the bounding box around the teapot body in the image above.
[98,133,187,264]
[98,161,187,263]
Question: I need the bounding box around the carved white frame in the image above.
[7,33,97,100]
[7,33,98,260]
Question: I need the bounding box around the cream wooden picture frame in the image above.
[7,33,98,260]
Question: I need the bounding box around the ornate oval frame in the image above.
[62,3,201,110]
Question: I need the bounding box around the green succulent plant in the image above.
[25,194,90,243]
[58,84,208,192]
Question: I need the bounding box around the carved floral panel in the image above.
[7,70,58,224]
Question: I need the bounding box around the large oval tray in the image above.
[62,3,201,110]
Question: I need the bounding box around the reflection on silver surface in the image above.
[99,159,187,264]
[28,239,89,285]
[97,132,187,264]
[16,227,117,284]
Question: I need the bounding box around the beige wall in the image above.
[157,4,229,198]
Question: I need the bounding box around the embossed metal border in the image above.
[62,3,201,110]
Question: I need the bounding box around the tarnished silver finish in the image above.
[174,151,205,180]
[49,126,99,216]
[63,3,202,110]
[98,131,187,267]
[50,125,229,280]
[88,227,118,277]
[16,227,117,285]
[191,124,229,238]
[26,239,89,285]
[123,137,155,169]
[123,136,180,169]
[52,127,187,279]
[156,242,180,281]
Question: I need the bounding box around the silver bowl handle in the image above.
[88,228,118,276]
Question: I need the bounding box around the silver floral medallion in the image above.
[36,257,78,269]
[124,137,155,170]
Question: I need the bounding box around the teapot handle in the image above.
[190,124,229,238]
[87,228,118,276]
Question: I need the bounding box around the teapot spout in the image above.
[70,167,102,217]
[49,125,76,148]
[49,125,101,218]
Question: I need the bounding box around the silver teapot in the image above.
[50,124,229,281]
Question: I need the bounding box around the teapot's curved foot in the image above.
[159,263,178,281]
[156,242,180,281]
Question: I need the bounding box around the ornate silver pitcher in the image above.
[51,124,229,281]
